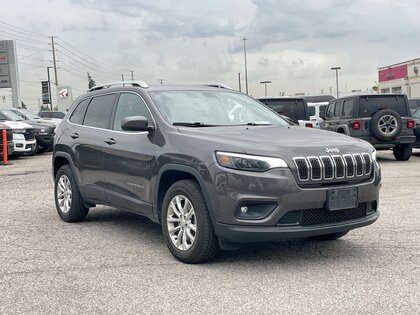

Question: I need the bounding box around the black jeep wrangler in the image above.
[321,94,415,160]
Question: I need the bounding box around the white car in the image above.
[307,102,329,128]
[1,120,36,155]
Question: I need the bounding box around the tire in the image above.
[313,231,349,240]
[54,164,89,222]
[370,109,402,141]
[161,179,219,264]
[393,144,412,161]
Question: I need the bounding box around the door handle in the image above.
[104,138,116,145]
[70,132,79,139]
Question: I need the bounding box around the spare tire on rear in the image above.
[370,109,403,141]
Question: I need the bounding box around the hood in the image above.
[24,119,55,129]
[2,120,33,130]
[178,125,374,159]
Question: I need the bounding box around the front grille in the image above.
[24,129,35,141]
[293,153,372,183]
[277,203,370,226]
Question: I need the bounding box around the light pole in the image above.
[46,66,53,110]
[331,66,341,98]
[242,38,249,95]
[260,80,271,96]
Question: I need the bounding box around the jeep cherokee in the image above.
[53,82,381,263]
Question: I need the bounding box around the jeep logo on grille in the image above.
[325,147,340,153]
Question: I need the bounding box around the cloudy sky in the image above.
[1,0,420,109]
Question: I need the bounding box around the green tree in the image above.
[87,72,96,89]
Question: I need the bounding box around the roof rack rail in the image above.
[88,81,149,92]
[200,84,234,90]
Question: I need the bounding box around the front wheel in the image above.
[393,144,412,161]
[54,165,89,222]
[161,180,219,263]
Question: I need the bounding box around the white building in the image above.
[378,58,420,97]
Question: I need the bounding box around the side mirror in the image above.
[121,116,154,132]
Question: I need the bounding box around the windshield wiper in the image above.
[245,122,272,126]
[173,122,218,127]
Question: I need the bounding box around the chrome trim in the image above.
[332,155,345,179]
[307,156,322,181]
[353,153,364,177]
[362,153,372,175]
[342,154,355,178]
[293,157,310,181]
[319,155,334,180]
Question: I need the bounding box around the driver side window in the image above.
[113,93,152,131]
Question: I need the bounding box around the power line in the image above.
[0,21,49,38]
[0,29,49,45]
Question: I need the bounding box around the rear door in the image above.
[67,93,117,202]
[103,92,156,217]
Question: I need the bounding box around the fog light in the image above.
[235,202,277,220]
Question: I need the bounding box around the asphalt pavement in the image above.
[0,150,419,314]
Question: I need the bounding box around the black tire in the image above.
[161,179,219,264]
[54,164,89,222]
[370,109,402,141]
[313,231,349,240]
[393,144,412,161]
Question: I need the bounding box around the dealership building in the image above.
[378,58,420,97]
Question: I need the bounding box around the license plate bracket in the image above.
[326,188,358,211]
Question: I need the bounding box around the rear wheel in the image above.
[393,144,412,161]
[313,231,349,240]
[161,180,219,263]
[54,165,89,222]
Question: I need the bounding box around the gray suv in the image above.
[53,82,381,263]
[321,94,415,160]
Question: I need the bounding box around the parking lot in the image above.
[0,150,419,314]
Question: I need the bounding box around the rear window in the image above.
[319,105,328,117]
[259,98,308,121]
[359,95,408,117]
[308,106,315,116]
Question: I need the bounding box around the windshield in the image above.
[19,109,41,119]
[149,90,289,126]
[258,98,309,121]
[0,110,24,121]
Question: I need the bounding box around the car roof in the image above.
[257,96,305,100]
[334,93,407,100]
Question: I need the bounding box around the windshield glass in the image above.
[20,109,41,119]
[0,110,23,121]
[149,90,289,126]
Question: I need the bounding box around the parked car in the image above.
[408,97,420,114]
[53,81,380,263]
[38,110,66,119]
[0,109,54,155]
[321,94,415,160]
[11,108,61,126]
[412,107,420,148]
[307,102,329,128]
[0,111,36,156]
[257,96,313,127]
[0,122,14,159]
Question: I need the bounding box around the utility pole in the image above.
[242,38,249,95]
[238,72,241,92]
[331,66,341,98]
[47,66,53,110]
[158,79,164,85]
[130,70,135,81]
[121,74,125,81]
[260,80,272,97]
[50,36,58,86]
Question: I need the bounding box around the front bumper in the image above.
[205,161,381,243]
[13,139,36,153]
[214,212,379,243]
[36,134,54,147]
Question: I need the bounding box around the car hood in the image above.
[1,120,33,130]
[178,125,374,159]
[24,119,55,129]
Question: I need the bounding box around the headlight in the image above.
[371,149,377,162]
[216,151,288,172]
[13,133,25,140]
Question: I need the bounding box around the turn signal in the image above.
[305,123,313,128]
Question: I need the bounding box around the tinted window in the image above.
[334,101,341,117]
[113,93,152,131]
[83,94,117,129]
[359,95,408,116]
[342,100,354,117]
[326,104,335,118]
[259,99,308,121]
[308,106,315,116]
[413,109,420,119]
[319,105,328,118]
[69,99,90,124]
[53,112,65,119]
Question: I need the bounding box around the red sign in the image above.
[378,64,407,83]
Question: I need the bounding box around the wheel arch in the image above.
[154,164,215,223]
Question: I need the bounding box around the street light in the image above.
[242,38,249,95]
[331,66,341,98]
[260,80,272,96]
[46,66,53,110]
